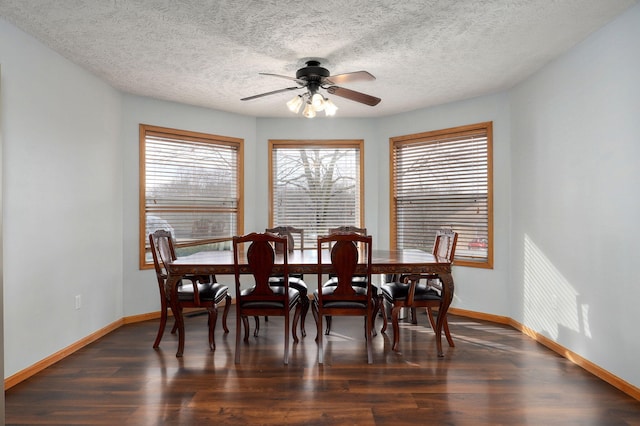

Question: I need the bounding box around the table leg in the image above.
[435,271,454,357]
[165,275,185,357]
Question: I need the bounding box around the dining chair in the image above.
[233,232,301,365]
[313,232,374,364]
[149,230,231,356]
[322,226,386,335]
[263,226,309,337]
[380,229,458,351]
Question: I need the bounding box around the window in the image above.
[269,140,363,248]
[390,122,493,268]
[139,124,243,268]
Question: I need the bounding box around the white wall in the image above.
[1,18,123,377]
[509,4,640,387]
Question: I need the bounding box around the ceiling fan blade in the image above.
[326,86,381,106]
[241,86,301,101]
[324,71,375,85]
[259,72,306,85]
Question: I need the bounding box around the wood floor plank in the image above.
[5,312,640,425]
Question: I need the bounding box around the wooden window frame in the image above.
[269,139,364,248]
[139,124,244,269]
[390,122,493,269]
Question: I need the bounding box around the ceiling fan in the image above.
[241,60,381,116]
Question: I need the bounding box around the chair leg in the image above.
[325,316,332,335]
[284,311,290,365]
[222,295,231,333]
[426,307,437,331]
[391,305,402,351]
[253,316,260,337]
[235,308,242,364]
[428,307,454,347]
[411,307,418,324]
[174,307,185,357]
[292,303,301,344]
[378,295,388,332]
[299,296,309,337]
[170,319,178,334]
[311,301,319,341]
[365,311,373,364]
[242,316,250,342]
[380,299,389,334]
[370,295,385,337]
[153,307,168,349]
[208,307,218,351]
[365,316,373,364]
[312,302,323,364]
[242,317,249,341]
[443,316,455,347]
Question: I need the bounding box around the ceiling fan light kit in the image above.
[287,92,338,117]
[241,60,380,118]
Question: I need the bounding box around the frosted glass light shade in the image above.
[311,93,325,111]
[324,98,338,116]
[302,102,316,118]
[286,95,303,113]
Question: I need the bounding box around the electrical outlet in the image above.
[75,295,82,310]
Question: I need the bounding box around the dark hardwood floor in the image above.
[5,311,640,425]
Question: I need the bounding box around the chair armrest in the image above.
[183,276,201,304]
[403,274,421,305]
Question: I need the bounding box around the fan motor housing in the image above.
[297,60,329,80]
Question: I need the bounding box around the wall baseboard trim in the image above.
[449,307,640,401]
[4,319,124,389]
[123,311,161,324]
[5,307,639,401]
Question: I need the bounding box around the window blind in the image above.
[271,141,362,248]
[140,125,242,267]
[392,123,492,267]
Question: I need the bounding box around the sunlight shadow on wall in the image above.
[523,234,590,340]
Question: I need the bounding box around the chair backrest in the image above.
[265,226,304,252]
[328,225,366,236]
[432,229,458,262]
[149,229,176,280]
[317,233,372,302]
[233,232,289,299]
[328,226,367,252]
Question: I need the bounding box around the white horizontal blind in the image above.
[271,141,362,248]
[141,126,240,266]
[393,124,491,265]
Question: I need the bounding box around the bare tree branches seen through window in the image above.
[270,140,363,248]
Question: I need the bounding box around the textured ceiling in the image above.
[1,1,637,118]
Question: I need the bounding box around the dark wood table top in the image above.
[167,248,452,276]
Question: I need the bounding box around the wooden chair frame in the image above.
[324,226,386,335]
[381,229,458,351]
[264,226,309,337]
[149,230,231,356]
[233,232,301,365]
[313,232,374,364]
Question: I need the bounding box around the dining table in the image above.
[164,248,454,357]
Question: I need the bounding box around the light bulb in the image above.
[286,95,303,114]
[311,93,325,111]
